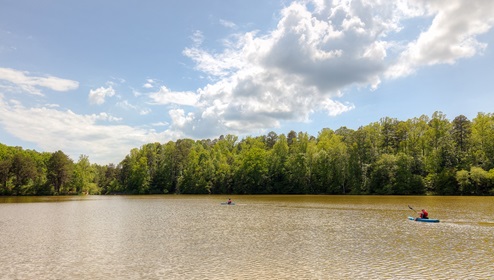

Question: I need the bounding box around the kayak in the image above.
[221,202,235,206]
[408,216,439,223]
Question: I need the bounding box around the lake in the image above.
[1,195,493,279]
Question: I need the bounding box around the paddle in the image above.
[408,205,418,217]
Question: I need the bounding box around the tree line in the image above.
[1,111,494,196]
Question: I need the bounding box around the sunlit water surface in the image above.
[1,195,493,279]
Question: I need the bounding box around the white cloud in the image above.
[182,47,243,78]
[143,78,155,88]
[0,95,178,164]
[173,0,494,139]
[321,99,355,116]
[387,0,494,78]
[219,19,237,29]
[149,86,199,106]
[2,0,493,164]
[152,121,169,127]
[0,67,79,95]
[45,103,60,108]
[169,109,194,128]
[89,86,116,105]
[94,112,123,122]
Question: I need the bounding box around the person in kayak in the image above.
[418,209,429,219]
[227,198,232,205]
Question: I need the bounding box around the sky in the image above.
[1,0,494,165]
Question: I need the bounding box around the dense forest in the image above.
[1,111,494,196]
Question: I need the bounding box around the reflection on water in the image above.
[1,195,493,279]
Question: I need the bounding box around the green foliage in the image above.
[11,152,38,195]
[3,111,494,196]
[47,151,74,194]
[179,142,214,194]
[312,129,349,194]
[471,113,494,170]
[234,139,269,194]
[72,155,95,194]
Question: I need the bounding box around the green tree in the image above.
[404,115,429,161]
[119,148,151,194]
[368,153,424,195]
[380,117,399,154]
[369,154,396,194]
[456,169,471,194]
[313,129,349,194]
[141,143,161,193]
[94,163,119,194]
[488,168,494,195]
[471,113,494,169]
[424,112,456,180]
[426,168,458,195]
[173,139,195,194]
[266,131,278,149]
[394,153,424,194]
[11,152,38,195]
[346,127,371,193]
[287,130,297,146]
[72,155,97,194]
[451,115,472,169]
[179,142,214,194]
[131,156,151,194]
[234,137,269,194]
[469,166,490,195]
[209,135,236,194]
[285,132,315,193]
[153,141,177,194]
[0,157,12,194]
[362,122,382,162]
[47,150,73,194]
[268,134,289,193]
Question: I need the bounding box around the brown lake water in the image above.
[1,195,493,279]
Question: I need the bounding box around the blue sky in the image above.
[1,0,494,165]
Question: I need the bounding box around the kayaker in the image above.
[418,209,429,219]
[227,198,232,205]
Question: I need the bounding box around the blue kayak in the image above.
[408,216,439,223]
[221,202,235,206]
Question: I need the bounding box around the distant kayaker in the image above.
[418,209,429,219]
[227,198,232,205]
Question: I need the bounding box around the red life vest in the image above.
[421,209,429,218]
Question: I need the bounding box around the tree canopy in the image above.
[2,112,494,196]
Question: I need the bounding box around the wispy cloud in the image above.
[191,30,204,47]
[149,86,199,106]
[0,67,79,95]
[219,19,237,29]
[116,99,152,115]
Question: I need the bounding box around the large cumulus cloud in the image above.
[172,0,494,139]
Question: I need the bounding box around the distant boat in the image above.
[221,202,235,206]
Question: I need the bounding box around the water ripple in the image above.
[1,195,493,279]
